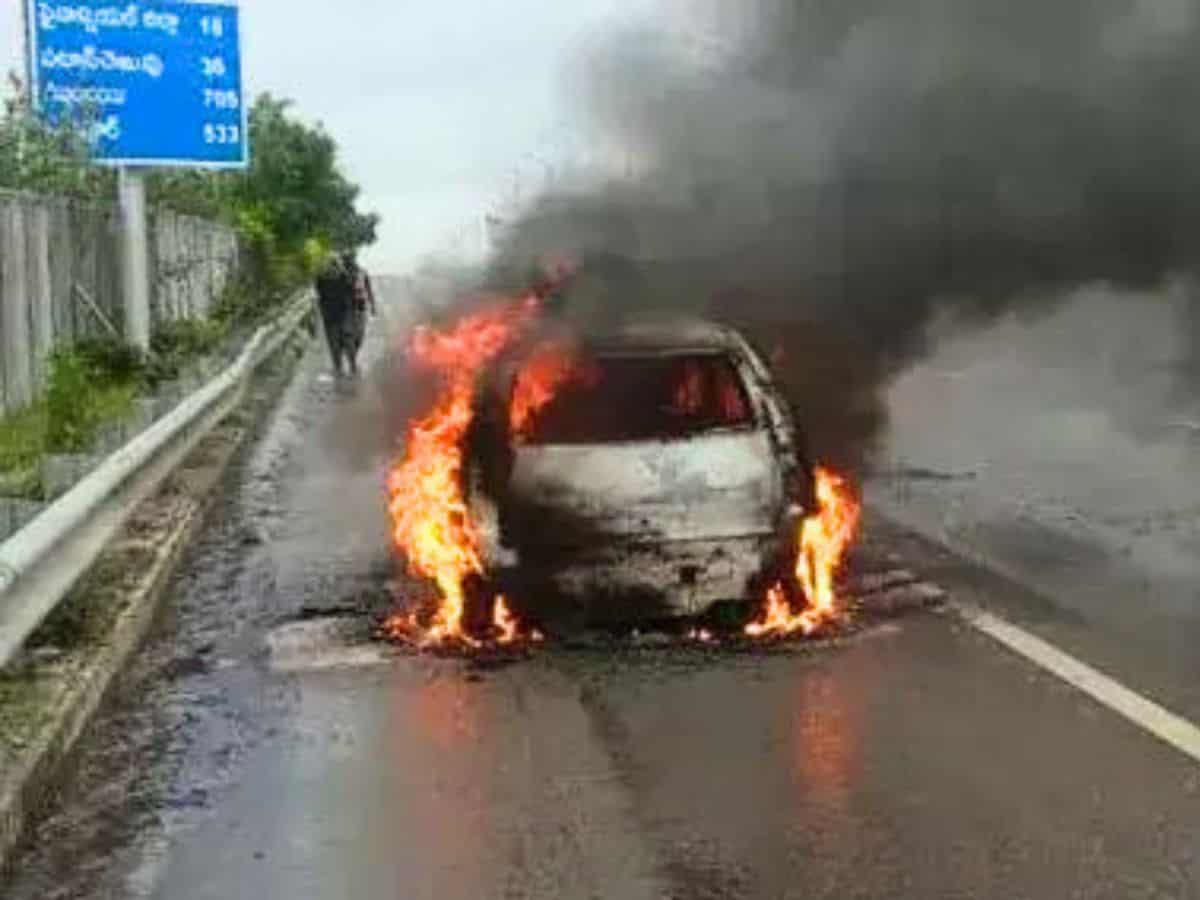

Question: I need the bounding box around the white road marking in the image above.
[956,603,1200,765]
[266,617,393,672]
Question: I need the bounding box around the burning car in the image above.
[460,315,817,626]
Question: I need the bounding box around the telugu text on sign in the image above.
[27,1,247,168]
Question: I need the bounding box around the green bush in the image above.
[43,346,139,454]
[44,348,99,452]
[73,336,146,382]
[153,317,227,358]
[211,269,291,329]
[2,318,238,471]
[143,318,229,387]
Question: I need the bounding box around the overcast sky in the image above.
[2,0,664,273]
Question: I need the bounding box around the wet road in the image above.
[871,283,1200,722]
[6,282,1200,899]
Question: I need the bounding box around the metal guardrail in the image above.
[0,292,315,667]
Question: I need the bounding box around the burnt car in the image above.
[464,315,815,625]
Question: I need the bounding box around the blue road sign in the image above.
[26,0,247,168]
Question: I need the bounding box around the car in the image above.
[462,314,816,626]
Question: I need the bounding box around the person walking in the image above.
[314,252,355,377]
[343,252,377,376]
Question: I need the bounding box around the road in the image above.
[871,282,1200,724]
[5,280,1200,899]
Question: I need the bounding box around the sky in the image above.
[2,0,663,273]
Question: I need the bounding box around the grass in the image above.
[0,402,48,482]
[0,326,213,496]
[0,383,137,499]
[144,318,229,387]
[0,290,292,496]
[0,342,141,479]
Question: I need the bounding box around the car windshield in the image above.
[515,350,754,445]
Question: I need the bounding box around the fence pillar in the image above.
[25,202,53,392]
[117,168,151,350]
[1,200,32,414]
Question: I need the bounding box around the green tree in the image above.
[225,94,378,291]
[149,94,380,296]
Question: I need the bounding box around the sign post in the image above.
[25,0,248,350]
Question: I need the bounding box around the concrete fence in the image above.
[0,190,239,416]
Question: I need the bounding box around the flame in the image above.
[492,596,519,644]
[509,340,590,440]
[746,466,861,638]
[718,379,749,423]
[671,360,705,415]
[386,297,541,647]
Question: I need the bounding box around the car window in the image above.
[514,350,755,445]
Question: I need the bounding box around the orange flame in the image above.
[509,340,588,440]
[746,466,861,638]
[492,596,520,644]
[386,297,540,647]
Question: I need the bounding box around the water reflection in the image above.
[790,669,861,810]
[387,668,491,900]
[409,669,484,749]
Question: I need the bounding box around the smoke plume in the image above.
[484,0,1200,471]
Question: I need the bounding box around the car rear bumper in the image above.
[498,533,786,620]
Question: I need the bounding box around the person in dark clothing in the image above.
[343,253,377,375]
[314,251,376,376]
[314,253,356,376]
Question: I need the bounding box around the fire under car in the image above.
[461,315,818,627]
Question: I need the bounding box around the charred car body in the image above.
[464,315,816,625]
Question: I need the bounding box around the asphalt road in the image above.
[5,281,1200,899]
[871,282,1200,723]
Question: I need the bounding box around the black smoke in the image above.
[485,0,1200,472]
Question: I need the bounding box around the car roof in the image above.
[575,315,745,354]
[484,315,768,396]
